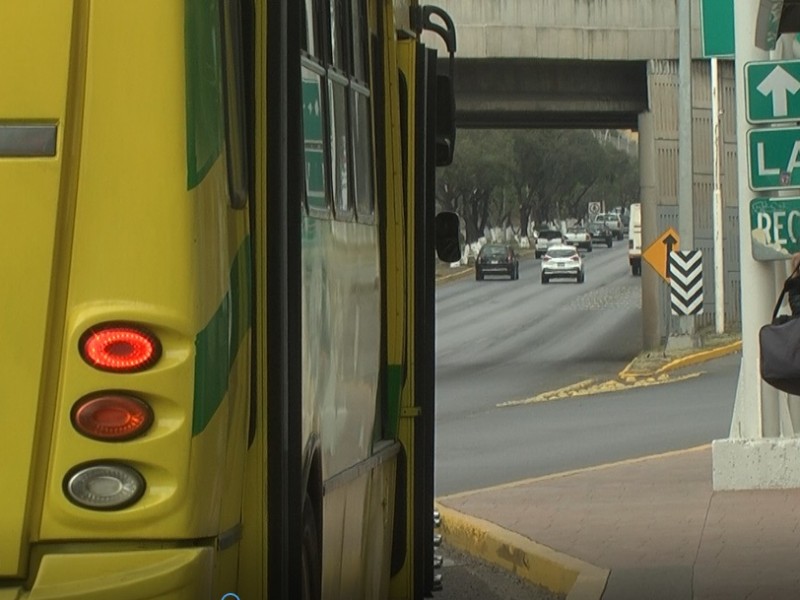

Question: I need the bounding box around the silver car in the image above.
[541,244,585,284]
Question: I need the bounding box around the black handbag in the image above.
[760,265,800,395]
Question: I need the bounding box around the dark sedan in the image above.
[475,243,520,280]
[587,221,613,248]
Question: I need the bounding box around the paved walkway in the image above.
[437,445,800,600]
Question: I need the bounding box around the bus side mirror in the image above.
[435,211,461,263]
[435,74,456,167]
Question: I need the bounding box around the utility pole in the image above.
[711,57,725,334]
[674,0,695,345]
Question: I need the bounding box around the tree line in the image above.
[436,129,639,244]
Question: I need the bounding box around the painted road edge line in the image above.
[435,502,609,600]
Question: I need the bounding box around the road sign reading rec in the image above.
[748,126,800,190]
[750,196,800,260]
[746,60,800,123]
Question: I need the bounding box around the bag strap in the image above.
[774,260,800,321]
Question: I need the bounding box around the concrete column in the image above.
[712,0,800,491]
[638,107,660,350]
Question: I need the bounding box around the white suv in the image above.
[541,244,585,284]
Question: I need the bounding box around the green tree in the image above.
[437,128,639,241]
[436,130,514,243]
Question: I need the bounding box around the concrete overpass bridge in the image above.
[423,0,741,348]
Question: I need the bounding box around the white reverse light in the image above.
[64,463,145,510]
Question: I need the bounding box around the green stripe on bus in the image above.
[185,0,223,189]
[193,237,252,435]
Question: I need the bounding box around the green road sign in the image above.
[750,196,800,260]
[700,0,734,57]
[746,60,800,123]
[748,126,800,190]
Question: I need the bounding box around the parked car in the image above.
[563,225,593,252]
[541,244,585,284]
[594,213,625,240]
[587,221,613,248]
[475,243,519,281]
[534,229,565,258]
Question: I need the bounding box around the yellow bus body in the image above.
[0,0,455,597]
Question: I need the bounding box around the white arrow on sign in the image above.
[757,65,800,117]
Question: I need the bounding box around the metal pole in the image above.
[711,57,725,334]
[677,0,695,337]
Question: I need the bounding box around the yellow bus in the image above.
[0,1,458,598]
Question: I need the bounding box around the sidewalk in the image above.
[435,343,800,600]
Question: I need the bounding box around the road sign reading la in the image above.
[746,60,800,123]
[747,126,800,190]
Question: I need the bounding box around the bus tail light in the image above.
[64,463,145,510]
[80,323,161,372]
[72,393,153,441]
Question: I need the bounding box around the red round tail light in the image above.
[80,324,161,372]
[71,393,154,441]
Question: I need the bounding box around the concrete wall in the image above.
[423,0,706,60]
[643,58,740,345]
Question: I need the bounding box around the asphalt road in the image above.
[435,242,646,495]
[430,241,739,598]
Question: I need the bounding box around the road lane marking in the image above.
[498,371,703,407]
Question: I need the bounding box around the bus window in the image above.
[350,0,368,82]
[328,71,351,218]
[220,0,249,209]
[302,63,330,214]
[330,0,350,72]
[351,84,374,220]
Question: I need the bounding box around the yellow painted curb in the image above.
[435,503,609,600]
[652,340,742,375]
[618,340,741,380]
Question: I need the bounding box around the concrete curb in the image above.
[618,340,742,380]
[435,503,609,600]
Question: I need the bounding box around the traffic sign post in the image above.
[700,0,735,57]
[746,60,800,123]
[642,227,680,282]
[747,126,800,190]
